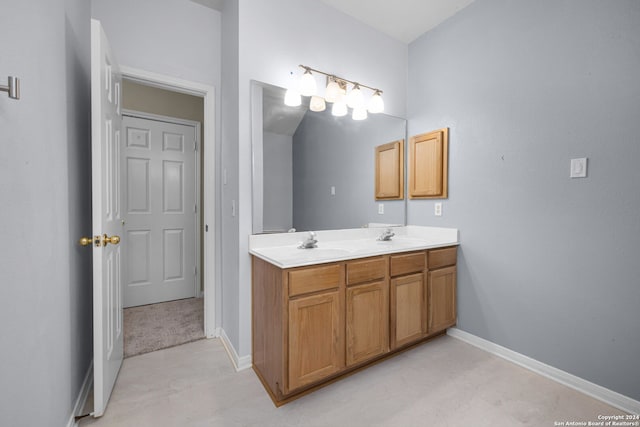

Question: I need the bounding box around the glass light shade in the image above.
[309,96,326,112]
[284,88,301,107]
[352,107,367,121]
[300,70,317,97]
[368,91,384,113]
[332,100,348,117]
[346,85,365,109]
[324,79,341,103]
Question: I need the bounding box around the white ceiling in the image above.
[190,0,476,44]
[318,0,475,43]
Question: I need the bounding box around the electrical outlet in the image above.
[331,186,336,196]
[378,204,384,215]
[435,202,442,216]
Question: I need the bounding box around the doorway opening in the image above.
[118,69,217,357]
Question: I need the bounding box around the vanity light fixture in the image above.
[299,67,317,97]
[352,107,367,121]
[284,88,302,107]
[324,76,341,103]
[286,65,384,119]
[309,95,326,112]
[332,99,348,117]
[368,90,385,114]
[346,83,364,109]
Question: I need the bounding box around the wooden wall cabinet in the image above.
[375,139,404,200]
[409,128,449,199]
[252,246,457,406]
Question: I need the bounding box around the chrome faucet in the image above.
[298,231,318,249]
[377,228,395,241]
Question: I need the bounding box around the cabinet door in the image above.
[346,281,389,366]
[409,128,449,199]
[288,290,344,391]
[428,266,457,333]
[375,139,404,200]
[390,273,426,349]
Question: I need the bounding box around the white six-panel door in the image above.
[122,115,197,308]
[90,19,123,418]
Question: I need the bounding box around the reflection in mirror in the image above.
[251,80,407,234]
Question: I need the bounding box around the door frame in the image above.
[120,66,218,338]
[122,109,202,302]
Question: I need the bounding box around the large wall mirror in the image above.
[251,80,407,234]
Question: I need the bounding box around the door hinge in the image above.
[194,266,197,275]
[194,204,197,213]
[193,140,197,151]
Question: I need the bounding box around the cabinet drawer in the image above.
[346,256,387,285]
[288,264,344,297]
[390,252,426,277]
[428,247,457,269]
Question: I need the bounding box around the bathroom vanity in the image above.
[250,226,459,406]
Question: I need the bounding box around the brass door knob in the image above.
[102,234,120,246]
[79,236,98,247]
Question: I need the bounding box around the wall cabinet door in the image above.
[409,128,449,199]
[375,139,404,200]
[346,281,389,366]
[428,266,457,333]
[390,273,426,349]
[288,290,344,391]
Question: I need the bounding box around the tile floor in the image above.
[80,335,624,427]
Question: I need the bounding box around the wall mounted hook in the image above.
[0,76,20,100]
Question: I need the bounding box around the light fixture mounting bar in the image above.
[298,65,382,94]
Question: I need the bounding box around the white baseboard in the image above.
[447,328,640,415]
[66,360,93,427]
[219,328,252,372]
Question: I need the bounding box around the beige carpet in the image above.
[123,297,204,358]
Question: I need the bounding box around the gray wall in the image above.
[0,0,93,425]
[408,0,640,400]
[263,132,293,232]
[221,0,241,351]
[293,110,406,231]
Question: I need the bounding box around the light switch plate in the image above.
[570,158,588,178]
[330,186,336,196]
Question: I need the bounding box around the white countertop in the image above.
[249,225,459,268]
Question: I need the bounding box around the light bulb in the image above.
[325,78,340,103]
[300,69,317,97]
[352,107,367,121]
[309,96,326,112]
[347,84,364,109]
[368,90,384,114]
[332,100,348,117]
[284,88,301,107]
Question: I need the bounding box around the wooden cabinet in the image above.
[428,266,456,333]
[288,289,344,391]
[375,140,404,200]
[345,256,389,366]
[252,245,457,406]
[390,273,426,349]
[389,251,427,350]
[286,263,345,392]
[427,246,457,333]
[409,128,449,199]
